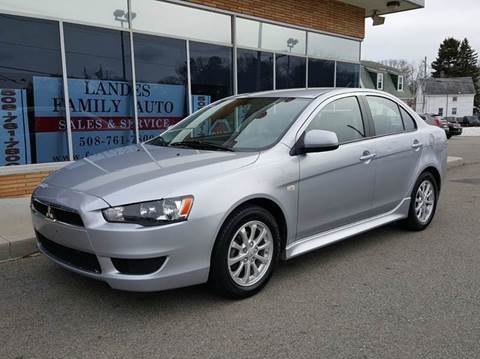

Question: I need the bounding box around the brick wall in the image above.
[188,0,365,39]
[0,172,50,198]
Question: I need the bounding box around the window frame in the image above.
[293,93,375,148]
[360,94,419,138]
[399,105,418,132]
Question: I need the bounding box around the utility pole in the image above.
[424,56,427,78]
[422,56,427,113]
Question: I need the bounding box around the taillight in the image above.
[433,119,442,127]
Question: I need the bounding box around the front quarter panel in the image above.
[163,144,300,255]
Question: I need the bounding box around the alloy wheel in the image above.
[414,179,435,224]
[227,220,274,287]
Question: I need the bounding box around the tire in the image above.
[446,133,452,139]
[403,172,439,231]
[209,205,280,299]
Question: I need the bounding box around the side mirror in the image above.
[290,130,339,155]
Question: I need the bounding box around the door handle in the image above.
[359,152,376,162]
[411,140,423,149]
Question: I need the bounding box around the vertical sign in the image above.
[192,95,211,113]
[0,89,31,166]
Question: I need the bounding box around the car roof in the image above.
[239,88,390,99]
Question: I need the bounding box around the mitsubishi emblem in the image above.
[46,206,55,221]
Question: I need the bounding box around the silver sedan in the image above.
[31,89,447,298]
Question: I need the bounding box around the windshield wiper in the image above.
[147,136,168,147]
[169,140,234,152]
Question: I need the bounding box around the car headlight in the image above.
[102,196,193,226]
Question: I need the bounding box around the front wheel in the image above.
[209,206,280,299]
[403,172,438,231]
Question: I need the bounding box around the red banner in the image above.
[34,116,183,132]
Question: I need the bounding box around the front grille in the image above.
[36,231,101,273]
[111,257,167,275]
[32,198,84,227]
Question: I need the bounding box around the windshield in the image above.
[147,97,311,151]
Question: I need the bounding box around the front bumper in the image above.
[32,186,220,292]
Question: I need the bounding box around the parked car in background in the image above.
[446,118,463,136]
[31,89,448,298]
[461,116,480,127]
[419,114,451,138]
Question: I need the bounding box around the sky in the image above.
[362,0,480,68]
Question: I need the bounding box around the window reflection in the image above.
[236,18,306,55]
[308,32,360,62]
[131,0,232,44]
[0,0,128,29]
[190,42,233,111]
[64,23,135,159]
[237,49,273,93]
[275,55,306,89]
[0,15,67,164]
[133,33,188,140]
[336,62,360,88]
[308,59,335,87]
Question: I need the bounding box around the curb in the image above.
[447,156,464,170]
[0,235,37,263]
[0,156,466,263]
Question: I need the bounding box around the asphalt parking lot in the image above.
[1,137,479,359]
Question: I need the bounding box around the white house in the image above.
[416,77,475,118]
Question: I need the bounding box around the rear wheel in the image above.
[403,172,438,231]
[209,206,280,299]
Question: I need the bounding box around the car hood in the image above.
[44,144,259,205]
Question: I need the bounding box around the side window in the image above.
[399,107,417,131]
[307,96,365,143]
[366,96,404,136]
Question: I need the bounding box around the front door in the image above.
[296,96,376,240]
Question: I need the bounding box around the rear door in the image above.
[363,95,422,214]
[295,95,377,239]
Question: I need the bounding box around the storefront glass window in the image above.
[236,18,306,55]
[237,49,273,94]
[131,0,231,44]
[308,32,360,62]
[189,42,233,111]
[275,54,306,89]
[308,59,335,87]
[133,33,188,141]
[0,14,67,165]
[336,62,360,88]
[64,23,135,159]
[0,0,128,28]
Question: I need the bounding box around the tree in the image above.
[458,39,480,106]
[431,38,461,78]
[380,59,422,95]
